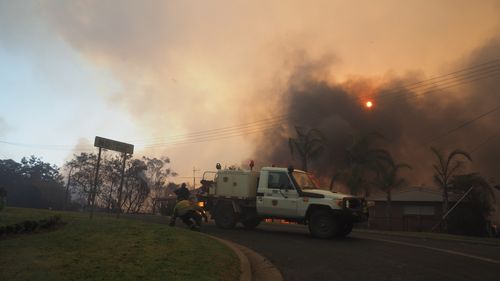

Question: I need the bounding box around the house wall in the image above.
[490,189,500,227]
[368,201,443,231]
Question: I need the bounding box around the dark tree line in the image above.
[0,156,66,209]
[0,153,178,214]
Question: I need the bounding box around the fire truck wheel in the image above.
[336,221,353,238]
[214,203,237,229]
[309,210,338,239]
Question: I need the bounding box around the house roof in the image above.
[367,186,455,202]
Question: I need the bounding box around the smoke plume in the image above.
[254,38,500,187]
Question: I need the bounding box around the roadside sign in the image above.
[94,136,134,154]
[90,136,134,219]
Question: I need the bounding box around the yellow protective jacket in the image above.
[173,200,200,217]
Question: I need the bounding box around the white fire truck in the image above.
[198,164,369,238]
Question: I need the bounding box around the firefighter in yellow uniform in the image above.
[169,199,207,231]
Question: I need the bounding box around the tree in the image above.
[0,186,7,210]
[20,156,63,183]
[64,153,177,214]
[98,155,123,212]
[333,132,392,196]
[289,126,326,171]
[430,147,472,218]
[373,158,411,230]
[142,156,177,213]
[65,153,100,208]
[122,158,149,213]
[0,156,66,209]
[448,173,495,236]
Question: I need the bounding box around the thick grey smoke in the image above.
[254,39,500,187]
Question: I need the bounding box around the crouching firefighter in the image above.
[169,199,208,231]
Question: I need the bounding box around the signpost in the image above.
[90,136,134,219]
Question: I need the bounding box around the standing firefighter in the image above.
[174,183,190,201]
[169,199,207,231]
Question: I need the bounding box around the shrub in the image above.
[0,215,65,238]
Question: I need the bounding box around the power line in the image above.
[131,116,289,145]
[0,115,290,151]
[0,140,95,151]
[423,103,500,146]
[130,115,289,143]
[470,130,500,154]
[142,124,285,149]
[366,58,500,100]
[142,122,286,147]
[376,64,500,107]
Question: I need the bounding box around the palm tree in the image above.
[289,126,326,171]
[430,147,472,218]
[333,132,392,195]
[373,159,411,230]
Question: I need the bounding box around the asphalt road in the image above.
[125,215,500,281]
[201,222,500,281]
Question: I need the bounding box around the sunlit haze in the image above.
[1,0,500,184]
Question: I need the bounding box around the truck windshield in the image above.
[292,171,318,189]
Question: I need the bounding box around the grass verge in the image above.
[0,207,239,281]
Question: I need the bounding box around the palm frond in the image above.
[447,149,473,164]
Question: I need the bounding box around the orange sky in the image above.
[1,0,499,183]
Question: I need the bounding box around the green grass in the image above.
[0,207,240,281]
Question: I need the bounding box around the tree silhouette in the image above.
[334,132,392,195]
[0,157,65,209]
[373,158,411,230]
[288,126,325,171]
[431,147,472,219]
[449,173,495,236]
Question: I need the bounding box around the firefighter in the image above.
[169,198,207,231]
[174,183,190,201]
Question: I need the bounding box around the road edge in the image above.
[236,243,284,281]
[208,235,252,281]
[206,234,283,281]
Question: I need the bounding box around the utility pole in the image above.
[64,165,74,210]
[90,147,102,219]
[431,186,474,232]
[116,152,128,218]
[193,167,199,189]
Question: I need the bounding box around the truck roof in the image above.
[261,167,306,173]
[212,167,306,174]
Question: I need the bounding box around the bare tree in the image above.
[65,153,176,214]
[142,156,177,213]
[65,153,100,209]
[121,159,149,213]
